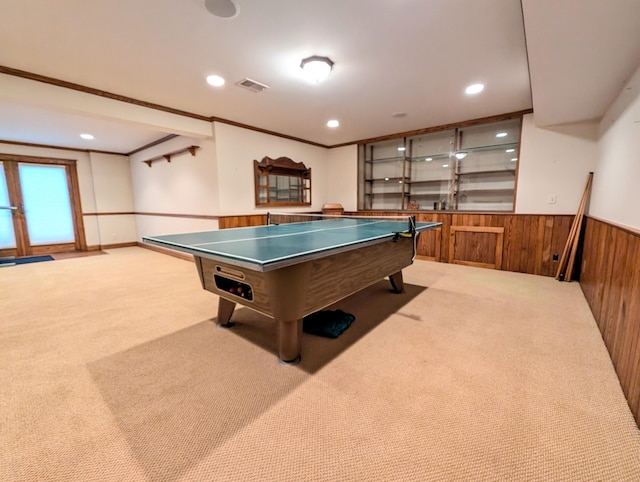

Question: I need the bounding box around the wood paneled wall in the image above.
[355,212,574,277]
[580,217,640,426]
[218,214,267,229]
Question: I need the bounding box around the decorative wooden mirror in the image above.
[254,156,311,207]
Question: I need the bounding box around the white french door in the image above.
[0,157,86,258]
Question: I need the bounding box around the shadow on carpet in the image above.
[226,279,427,374]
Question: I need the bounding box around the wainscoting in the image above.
[218,214,267,229]
[354,212,574,277]
[580,216,640,426]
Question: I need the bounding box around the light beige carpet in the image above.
[1,247,639,481]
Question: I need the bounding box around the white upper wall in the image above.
[89,152,133,212]
[213,122,329,214]
[516,113,598,214]
[87,151,136,245]
[591,89,640,231]
[130,136,218,216]
[129,135,220,238]
[326,144,358,212]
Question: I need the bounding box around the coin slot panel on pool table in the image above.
[213,274,254,301]
[215,265,245,280]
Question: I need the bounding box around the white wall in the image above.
[130,136,220,239]
[326,145,358,212]
[88,152,136,245]
[591,91,640,231]
[129,123,339,240]
[516,113,598,214]
[213,122,330,214]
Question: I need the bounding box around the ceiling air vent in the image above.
[235,78,269,93]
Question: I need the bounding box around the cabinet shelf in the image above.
[460,142,518,153]
[366,177,410,183]
[458,169,516,176]
[457,188,514,195]
[364,192,409,196]
[409,153,450,162]
[410,179,449,185]
[365,156,406,164]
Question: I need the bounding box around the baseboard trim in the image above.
[102,242,137,249]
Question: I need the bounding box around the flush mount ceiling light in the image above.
[80,133,94,140]
[326,119,340,128]
[496,132,508,138]
[300,56,334,83]
[465,83,484,95]
[455,152,468,160]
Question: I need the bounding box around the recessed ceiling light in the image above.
[496,132,508,138]
[455,152,468,160]
[206,75,225,87]
[397,147,406,152]
[465,83,484,95]
[425,157,433,161]
[511,158,518,162]
[327,119,340,128]
[384,177,390,181]
[442,164,449,168]
[80,133,94,140]
[506,148,515,153]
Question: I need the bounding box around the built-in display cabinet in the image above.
[359,116,521,211]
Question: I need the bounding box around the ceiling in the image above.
[0,0,639,154]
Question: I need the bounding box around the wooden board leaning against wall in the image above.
[219,212,574,278]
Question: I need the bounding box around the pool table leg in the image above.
[217,297,236,328]
[389,270,404,293]
[278,318,303,365]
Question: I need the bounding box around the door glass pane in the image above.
[0,162,17,249]
[19,164,75,245]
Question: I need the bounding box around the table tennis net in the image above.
[267,212,417,234]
